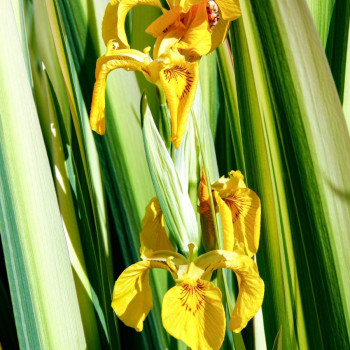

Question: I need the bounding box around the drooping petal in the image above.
[215,0,241,21]
[224,188,261,257]
[194,250,265,332]
[159,51,199,148]
[102,0,163,48]
[214,191,234,251]
[111,258,176,331]
[90,46,151,134]
[226,255,264,332]
[162,280,225,350]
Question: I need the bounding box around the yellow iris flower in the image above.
[199,169,261,256]
[90,0,241,148]
[112,197,264,350]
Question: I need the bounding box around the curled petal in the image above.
[140,197,175,255]
[90,47,151,134]
[112,258,175,331]
[162,280,225,350]
[159,52,199,148]
[226,256,264,332]
[102,0,163,48]
[194,250,265,332]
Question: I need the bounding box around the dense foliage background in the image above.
[0,0,349,349]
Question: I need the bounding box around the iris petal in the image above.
[175,2,211,58]
[111,258,176,331]
[194,250,265,332]
[162,280,225,350]
[215,0,241,21]
[159,52,199,148]
[102,0,163,48]
[90,47,151,134]
[214,191,234,251]
[140,197,175,255]
[198,170,216,251]
[224,188,261,257]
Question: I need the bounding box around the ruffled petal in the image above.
[148,3,211,59]
[215,0,241,21]
[140,197,175,255]
[159,51,199,148]
[90,45,151,134]
[211,170,246,195]
[162,280,225,350]
[194,250,265,332]
[111,259,176,331]
[102,0,163,47]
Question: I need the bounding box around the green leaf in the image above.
[227,0,350,348]
[0,1,87,347]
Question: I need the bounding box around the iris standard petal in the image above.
[169,0,203,13]
[194,250,265,332]
[224,188,261,257]
[215,0,241,21]
[146,6,183,38]
[111,259,175,331]
[214,191,234,251]
[209,17,230,53]
[210,170,261,256]
[159,52,199,148]
[162,280,225,350]
[174,2,211,58]
[90,47,151,134]
[102,0,163,47]
[198,170,216,251]
[140,197,175,255]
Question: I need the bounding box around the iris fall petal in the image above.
[162,280,225,350]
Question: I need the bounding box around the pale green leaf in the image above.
[0,1,87,347]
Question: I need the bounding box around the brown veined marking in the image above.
[224,196,245,223]
[179,281,206,316]
[162,65,194,100]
